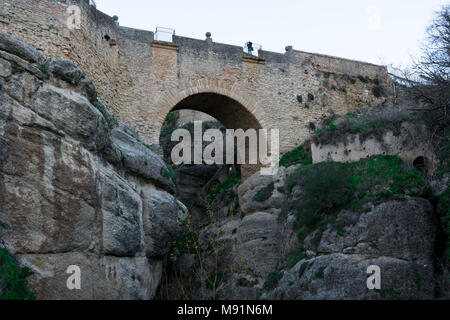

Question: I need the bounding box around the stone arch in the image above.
[154,80,267,142]
[156,80,268,179]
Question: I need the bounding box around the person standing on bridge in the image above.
[246,41,254,55]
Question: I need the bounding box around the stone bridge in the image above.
[1,0,393,155]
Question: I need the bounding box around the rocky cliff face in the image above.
[0,33,186,300]
[163,161,448,300]
[1,32,447,301]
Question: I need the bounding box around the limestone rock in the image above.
[143,188,188,258]
[17,253,162,300]
[238,168,286,215]
[31,83,108,152]
[45,58,98,104]
[110,128,176,193]
[305,198,437,263]
[0,113,98,254]
[263,254,435,300]
[430,173,449,197]
[233,212,282,276]
[0,33,43,64]
[98,169,143,257]
[0,36,180,300]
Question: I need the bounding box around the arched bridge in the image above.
[2,0,393,155]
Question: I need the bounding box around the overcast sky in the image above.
[95,0,448,67]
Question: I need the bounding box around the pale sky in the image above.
[95,0,448,67]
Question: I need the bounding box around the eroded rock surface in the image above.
[0,33,180,300]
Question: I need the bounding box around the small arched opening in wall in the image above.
[158,91,265,181]
[413,156,427,174]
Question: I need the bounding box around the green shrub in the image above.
[253,182,275,202]
[93,99,107,115]
[286,181,297,194]
[297,228,310,242]
[0,249,36,300]
[236,277,257,288]
[161,165,177,182]
[314,266,326,279]
[207,170,241,205]
[289,162,352,229]
[285,155,425,230]
[264,269,284,290]
[160,112,180,140]
[38,64,50,80]
[283,248,307,270]
[279,141,312,168]
[172,232,200,257]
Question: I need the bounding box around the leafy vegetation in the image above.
[93,99,119,129]
[312,107,413,146]
[314,266,326,279]
[279,140,312,168]
[253,182,275,202]
[160,112,179,140]
[283,155,425,230]
[283,248,307,270]
[172,231,200,257]
[263,269,284,290]
[38,64,49,80]
[0,249,36,300]
[161,165,177,182]
[236,277,258,288]
[206,170,241,206]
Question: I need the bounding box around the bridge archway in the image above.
[155,81,266,136]
[157,83,267,179]
[167,92,262,131]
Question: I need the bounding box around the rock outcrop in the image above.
[262,197,438,300]
[0,33,182,300]
[1,32,446,301]
[164,162,446,300]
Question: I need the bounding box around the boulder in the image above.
[98,169,143,257]
[430,173,449,197]
[0,33,182,300]
[0,33,43,64]
[238,168,286,216]
[31,83,108,151]
[142,188,188,258]
[233,212,282,277]
[0,116,98,254]
[45,58,97,104]
[17,253,162,300]
[263,254,435,300]
[304,198,437,263]
[110,128,176,193]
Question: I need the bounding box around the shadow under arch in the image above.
[159,92,266,179]
[168,92,262,131]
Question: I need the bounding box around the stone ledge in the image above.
[151,41,179,51]
[242,53,266,65]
